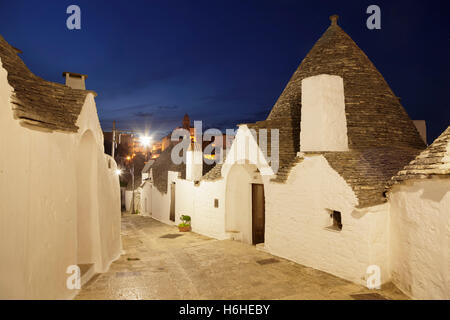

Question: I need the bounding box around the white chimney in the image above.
[300,74,349,152]
[63,72,88,90]
[186,141,203,182]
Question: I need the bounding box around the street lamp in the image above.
[115,169,122,176]
[139,135,152,147]
[139,135,152,161]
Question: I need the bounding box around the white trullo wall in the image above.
[225,164,264,244]
[300,74,348,152]
[140,182,152,216]
[264,155,390,286]
[175,178,228,240]
[0,58,121,299]
[389,179,450,299]
[150,171,179,224]
[77,130,100,265]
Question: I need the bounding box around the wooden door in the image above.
[170,183,175,222]
[252,184,265,244]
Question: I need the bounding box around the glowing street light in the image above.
[115,169,122,176]
[139,135,152,147]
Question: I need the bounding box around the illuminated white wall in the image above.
[390,179,450,299]
[0,58,121,299]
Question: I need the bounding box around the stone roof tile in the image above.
[389,126,450,186]
[0,34,91,132]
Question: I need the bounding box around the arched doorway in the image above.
[225,163,265,245]
[76,130,98,266]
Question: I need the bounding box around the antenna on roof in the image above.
[330,14,339,26]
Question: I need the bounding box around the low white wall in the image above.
[193,180,228,240]
[125,191,133,212]
[264,155,389,286]
[140,183,152,216]
[175,177,228,239]
[150,171,179,225]
[175,179,195,225]
[0,58,121,299]
[389,179,450,299]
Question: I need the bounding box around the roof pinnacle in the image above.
[330,14,339,26]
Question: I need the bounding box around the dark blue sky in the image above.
[0,0,448,142]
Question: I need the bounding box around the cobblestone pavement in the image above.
[75,214,408,300]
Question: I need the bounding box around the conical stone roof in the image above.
[0,34,93,132]
[235,15,426,208]
[389,126,450,186]
[267,15,425,150]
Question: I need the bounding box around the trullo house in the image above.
[142,15,448,299]
[0,35,121,299]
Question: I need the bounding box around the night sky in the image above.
[0,0,448,142]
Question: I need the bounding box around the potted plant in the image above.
[178,215,191,232]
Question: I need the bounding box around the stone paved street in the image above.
[75,214,408,300]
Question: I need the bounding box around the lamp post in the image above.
[130,163,135,214]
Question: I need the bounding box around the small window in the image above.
[331,211,342,231]
[326,210,343,231]
[214,199,219,208]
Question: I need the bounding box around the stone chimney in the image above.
[63,72,88,90]
[186,141,203,182]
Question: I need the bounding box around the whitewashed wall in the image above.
[125,190,133,212]
[264,155,390,286]
[174,179,195,226]
[175,178,228,240]
[150,171,179,225]
[389,179,450,299]
[225,164,264,244]
[140,182,152,216]
[0,58,121,299]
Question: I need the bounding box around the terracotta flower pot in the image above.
[178,225,191,232]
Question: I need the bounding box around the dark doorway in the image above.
[170,182,176,222]
[252,184,265,245]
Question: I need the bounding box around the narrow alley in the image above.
[76,215,407,300]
